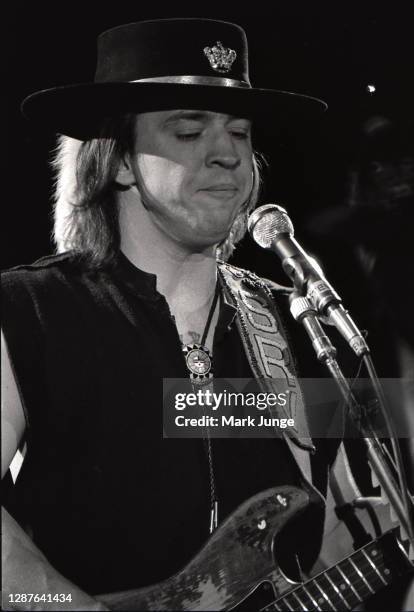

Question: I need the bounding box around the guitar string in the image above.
[272,536,395,611]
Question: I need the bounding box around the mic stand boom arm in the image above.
[290,293,414,545]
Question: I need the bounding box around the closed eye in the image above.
[176,130,250,141]
[230,130,250,140]
[175,132,202,141]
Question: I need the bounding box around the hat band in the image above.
[131,75,251,88]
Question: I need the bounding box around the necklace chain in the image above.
[200,281,220,348]
[204,435,218,533]
[182,280,220,533]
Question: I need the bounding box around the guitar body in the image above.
[100,485,310,611]
[99,484,413,611]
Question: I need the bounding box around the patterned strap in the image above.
[218,261,314,453]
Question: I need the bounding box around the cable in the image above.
[363,353,414,542]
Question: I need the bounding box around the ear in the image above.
[116,155,136,186]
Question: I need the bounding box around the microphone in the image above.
[248,204,369,357]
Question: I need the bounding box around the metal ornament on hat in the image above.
[203,41,237,73]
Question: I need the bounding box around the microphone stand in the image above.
[290,293,414,546]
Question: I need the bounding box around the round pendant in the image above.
[182,344,213,384]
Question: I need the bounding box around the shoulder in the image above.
[217,260,292,298]
[1,252,92,293]
[1,253,98,315]
[218,260,298,352]
[2,252,74,281]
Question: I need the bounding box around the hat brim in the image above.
[21,82,327,140]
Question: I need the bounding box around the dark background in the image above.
[4,4,414,374]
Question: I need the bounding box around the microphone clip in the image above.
[289,292,338,364]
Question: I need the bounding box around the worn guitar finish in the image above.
[99,485,412,611]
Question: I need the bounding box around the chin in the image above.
[183,228,229,253]
[201,209,238,233]
[198,224,232,246]
[176,210,237,249]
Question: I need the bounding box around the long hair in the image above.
[52,115,263,267]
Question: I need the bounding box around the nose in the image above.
[205,130,241,170]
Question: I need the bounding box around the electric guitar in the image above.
[99,485,413,611]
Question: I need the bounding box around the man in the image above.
[2,18,343,611]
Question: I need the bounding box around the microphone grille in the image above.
[248,204,294,249]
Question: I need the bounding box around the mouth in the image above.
[200,184,239,199]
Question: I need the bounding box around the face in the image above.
[123,110,254,251]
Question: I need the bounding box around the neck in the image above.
[118,189,218,314]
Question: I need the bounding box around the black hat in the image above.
[22,18,327,140]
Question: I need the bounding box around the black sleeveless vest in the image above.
[2,252,332,594]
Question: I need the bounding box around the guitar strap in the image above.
[218,262,316,484]
[217,263,414,571]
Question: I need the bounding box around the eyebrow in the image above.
[163,111,211,126]
[163,111,251,127]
